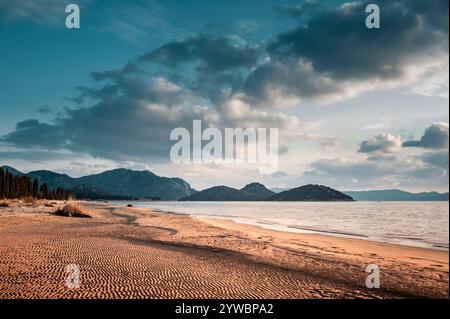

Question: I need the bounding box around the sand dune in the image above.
[0,201,448,299]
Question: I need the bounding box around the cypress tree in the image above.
[0,168,71,200]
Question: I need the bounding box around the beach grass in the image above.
[55,203,91,218]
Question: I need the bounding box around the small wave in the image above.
[432,243,449,249]
[287,225,369,238]
[150,208,187,216]
[258,219,284,226]
[387,235,426,242]
[210,214,243,218]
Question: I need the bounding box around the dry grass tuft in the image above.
[55,203,91,218]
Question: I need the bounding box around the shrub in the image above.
[55,203,91,218]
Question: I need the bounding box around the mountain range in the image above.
[179,183,275,201]
[344,189,449,201]
[180,183,353,202]
[271,187,449,201]
[1,165,448,201]
[1,165,196,200]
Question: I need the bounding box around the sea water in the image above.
[108,201,449,250]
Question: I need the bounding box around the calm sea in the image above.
[108,201,449,250]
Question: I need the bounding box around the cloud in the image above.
[421,151,449,169]
[141,34,262,103]
[408,63,450,98]
[318,137,343,151]
[2,119,68,149]
[303,155,448,191]
[240,0,449,106]
[37,105,52,114]
[1,64,220,162]
[217,94,300,129]
[86,0,448,111]
[358,118,392,130]
[90,63,139,81]
[141,35,260,71]
[97,0,190,45]
[77,65,184,107]
[403,122,449,149]
[242,59,345,107]
[302,122,449,190]
[268,0,448,80]
[0,149,75,162]
[359,134,402,154]
[2,0,448,191]
[1,66,307,164]
[275,1,322,19]
[305,158,392,182]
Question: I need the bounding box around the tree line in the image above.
[0,168,72,200]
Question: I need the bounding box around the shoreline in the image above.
[0,200,448,299]
[200,217,450,251]
[197,216,449,271]
[103,200,449,251]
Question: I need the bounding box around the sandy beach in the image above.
[0,200,448,299]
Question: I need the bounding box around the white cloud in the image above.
[359,134,402,154]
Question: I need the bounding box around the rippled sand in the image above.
[0,200,448,299]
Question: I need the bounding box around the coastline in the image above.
[0,200,448,299]
[200,216,450,251]
[105,200,449,251]
[197,216,449,279]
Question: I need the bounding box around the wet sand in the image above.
[0,200,448,299]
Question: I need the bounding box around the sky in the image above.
[0,0,448,192]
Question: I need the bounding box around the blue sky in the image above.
[0,0,448,191]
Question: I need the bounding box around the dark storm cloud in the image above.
[0,46,292,163]
[90,63,139,81]
[76,66,183,107]
[403,123,449,149]
[140,34,262,104]
[268,0,448,79]
[1,119,67,149]
[242,0,448,105]
[141,35,261,72]
[1,66,217,162]
[137,0,448,108]
[243,60,339,105]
